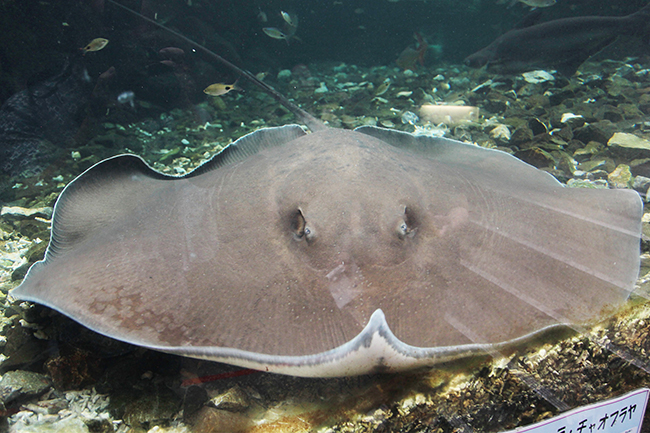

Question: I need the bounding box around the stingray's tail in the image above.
[105,0,326,132]
[628,2,650,38]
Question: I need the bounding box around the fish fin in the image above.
[36,125,307,262]
[558,36,618,76]
[513,8,543,29]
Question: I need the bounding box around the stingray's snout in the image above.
[464,53,487,68]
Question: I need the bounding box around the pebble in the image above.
[490,124,511,141]
[522,70,555,84]
[277,69,291,80]
[560,112,585,128]
[10,415,90,433]
[1,206,53,221]
[633,175,650,193]
[566,178,609,189]
[401,111,419,125]
[608,132,650,151]
[314,82,329,94]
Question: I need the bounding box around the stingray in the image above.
[10,2,643,377]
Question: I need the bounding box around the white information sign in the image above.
[504,388,649,433]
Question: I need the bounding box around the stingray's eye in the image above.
[303,225,316,243]
[290,208,316,243]
[290,209,306,240]
[397,206,418,239]
[397,220,412,239]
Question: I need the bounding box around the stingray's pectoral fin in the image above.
[148,309,488,377]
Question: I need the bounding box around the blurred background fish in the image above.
[396,32,428,70]
[263,27,289,41]
[117,91,135,108]
[497,0,556,7]
[257,7,267,22]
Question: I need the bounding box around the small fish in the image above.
[80,38,109,54]
[117,91,135,108]
[158,47,185,60]
[374,79,391,96]
[255,71,268,81]
[396,32,428,70]
[257,8,268,23]
[203,81,240,96]
[263,27,289,40]
[281,11,295,27]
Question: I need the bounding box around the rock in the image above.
[0,370,51,405]
[514,147,554,169]
[314,82,328,94]
[123,389,181,428]
[528,118,548,136]
[481,98,508,115]
[489,124,511,142]
[0,206,52,221]
[608,132,650,151]
[639,94,650,114]
[573,141,603,158]
[191,407,251,433]
[589,170,610,181]
[633,175,650,194]
[548,88,575,106]
[566,178,609,189]
[596,105,623,122]
[554,126,573,142]
[560,113,585,128]
[573,124,611,145]
[522,70,555,84]
[577,159,607,172]
[607,164,633,189]
[276,69,291,80]
[208,386,250,412]
[525,94,550,110]
[9,415,90,433]
[510,125,534,145]
[619,103,643,119]
[183,385,208,422]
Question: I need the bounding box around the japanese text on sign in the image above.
[503,388,649,433]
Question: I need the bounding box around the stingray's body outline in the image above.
[12,124,642,377]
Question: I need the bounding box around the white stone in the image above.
[522,70,555,84]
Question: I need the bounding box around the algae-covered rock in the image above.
[608,132,650,151]
[0,370,51,405]
[208,386,251,412]
[123,389,181,429]
[607,164,633,189]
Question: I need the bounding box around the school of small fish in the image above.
[262,9,299,43]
